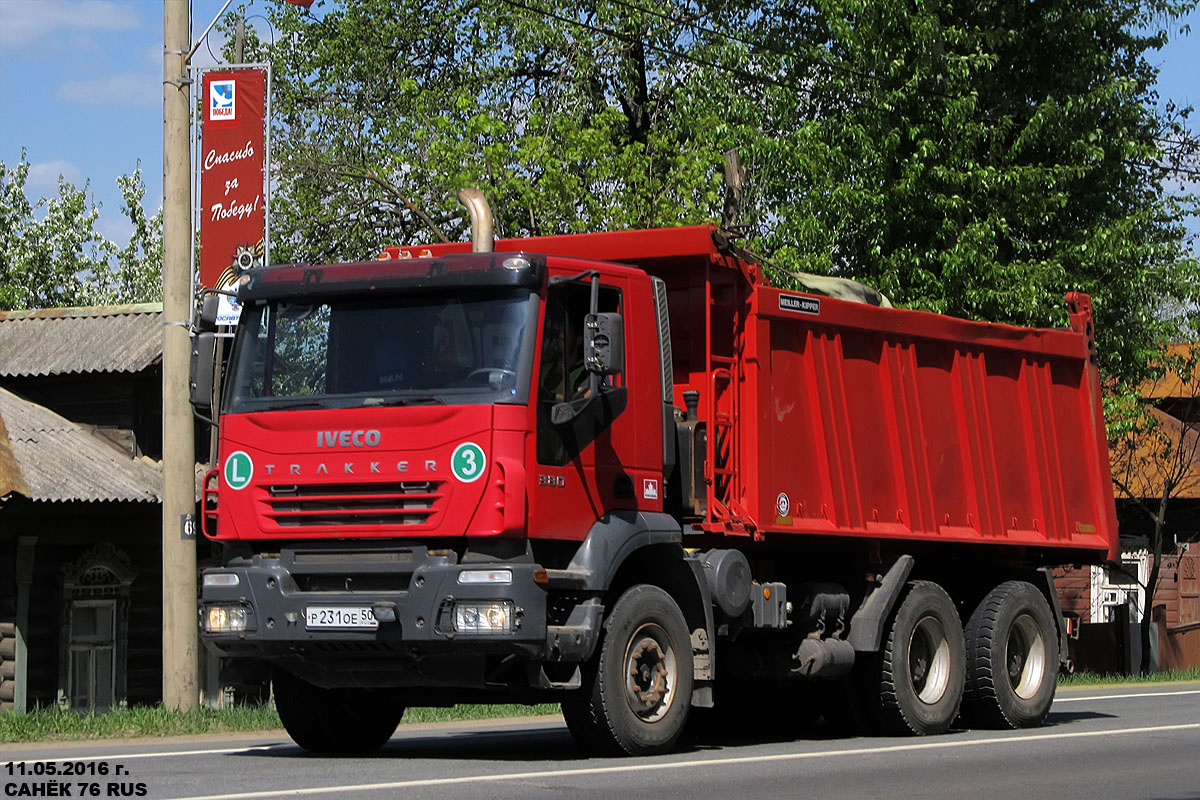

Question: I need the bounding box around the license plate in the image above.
[305,606,379,629]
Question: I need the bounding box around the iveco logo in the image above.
[317,430,382,448]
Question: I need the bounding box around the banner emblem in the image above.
[209,80,236,120]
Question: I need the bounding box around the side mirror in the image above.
[190,331,218,410]
[584,312,623,375]
[196,293,220,333]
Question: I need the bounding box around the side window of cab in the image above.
[536,282,623,465]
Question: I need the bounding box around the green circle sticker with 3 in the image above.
[224,451,253,490]
[451,442,486,483]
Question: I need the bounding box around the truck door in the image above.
[528,277,636,540]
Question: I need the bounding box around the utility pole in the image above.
[162,0,199,710]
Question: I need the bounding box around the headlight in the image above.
[453,601,515,634]
[204,605,248,633]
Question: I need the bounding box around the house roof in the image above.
[0,387,162,503]
[0,410,30,500]
[1112,407,1200,501]
[0,303,164,377]
[1140,343,1199,401]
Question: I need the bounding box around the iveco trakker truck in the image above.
[192,204,1117,756]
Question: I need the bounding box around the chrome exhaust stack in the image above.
[457,187,494,253]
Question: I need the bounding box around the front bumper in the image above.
[200,543,550,687]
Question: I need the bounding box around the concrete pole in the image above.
[162,0,199,710]
[234,18,245,63]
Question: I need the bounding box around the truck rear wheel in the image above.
[273,668,405,754]
[563,583,693,756]
[877,580,966,735]
[962,580,1059,729]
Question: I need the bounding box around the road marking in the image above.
[159,722,1200,800]
[1054,689,1200,703]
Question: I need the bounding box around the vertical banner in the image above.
[199,68,266,299]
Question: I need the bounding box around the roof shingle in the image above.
[0,303,164,377]
[0,387,162,503]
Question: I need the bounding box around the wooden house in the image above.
[0,305,169,714]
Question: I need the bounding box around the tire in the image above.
[561,694,605,752]
[877,580,966,735]
[272,668,405,754]
[565,584,694,756]
[962,580,1060,729]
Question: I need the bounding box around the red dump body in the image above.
[384,224,1118,563]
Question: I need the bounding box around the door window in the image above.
[536,282,623,466]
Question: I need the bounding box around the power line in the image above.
[1126,160,1200,179]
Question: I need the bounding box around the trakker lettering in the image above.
[262,460,435,476]
[317,430,382,448]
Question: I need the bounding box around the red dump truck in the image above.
[192,208,1117,756]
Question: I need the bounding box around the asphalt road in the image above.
[4,682,1199,800]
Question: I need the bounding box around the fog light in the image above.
[453,601,514,634]
[204,605,248,633]
[457,569,512,585]
[203,572,240,588]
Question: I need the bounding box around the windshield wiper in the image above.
[261,399,331,410]
[362,395,446,407]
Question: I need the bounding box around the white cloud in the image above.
[26,160,85,197]
[56,71,159,107]
[0,0,140,50]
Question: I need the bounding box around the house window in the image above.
[68,600,117,712]
[59,544,136,713]
[1106,560,1141,587]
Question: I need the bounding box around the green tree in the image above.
[236,0,1198,384]
[0,153,162,310]
[751,0,1200,385]
[0,153,112,309]
[92,166,164,306]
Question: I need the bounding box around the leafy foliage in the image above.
[0,152,163,311]
[236,0,1199,386]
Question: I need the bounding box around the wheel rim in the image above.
[1006,613,1047,700]
[909,615,952,704]
[623,622,678,722]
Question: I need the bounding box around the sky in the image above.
[1,0,1198,249]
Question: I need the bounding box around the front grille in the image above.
[264,481,443,528]
[300,641,405,655]
[293,573,411,593]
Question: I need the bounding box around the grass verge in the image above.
[1058,666,1200,686]
[0,703,561,744]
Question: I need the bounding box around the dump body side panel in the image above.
[746,285,1116,560]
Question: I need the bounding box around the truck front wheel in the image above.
[273,668,405,754]
[878,580,966,735]
[562,584,694,755]
[962,580,1059,728]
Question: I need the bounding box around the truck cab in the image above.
[195,244,696,755]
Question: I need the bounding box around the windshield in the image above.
[226,289,538,412]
